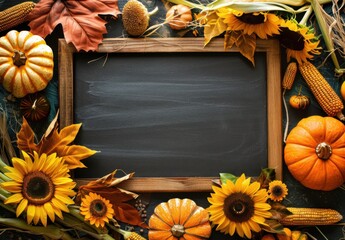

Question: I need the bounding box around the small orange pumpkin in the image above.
[0,30,54,98]
[289,94,310,110]
[166,4,192,30]
[284,115,345,191]
[148,198,211,240]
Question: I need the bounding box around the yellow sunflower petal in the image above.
[11,158,28,176]
[27,204,36,224]
[52,198,69,212]
[16,198,28,217]
[4,193,23,204]
[44,202,56,223]
[1,181,22,193]
[241,221,252,239]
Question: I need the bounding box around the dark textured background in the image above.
[0,0,344,239]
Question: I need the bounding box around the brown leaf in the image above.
[235,33,257,66]
[27,0,121,51]
[16,118,39,153]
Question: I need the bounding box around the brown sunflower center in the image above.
[90,199,107,218]
[12,50,26,66]
[22,171,55,205]
[271,186,283,197]
[278,27,305,51]
[171,224,185,238]
[223,192,254,223]
[237,13,265,24]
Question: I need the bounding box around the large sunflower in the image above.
[80,192,114,228]
[208,174,271,239]
[278,19,321,64]
[217,8,282,39]
[1,151,76,226]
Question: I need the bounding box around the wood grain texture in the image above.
[59,38,282,192]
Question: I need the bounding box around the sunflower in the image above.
[268,180,288,202]
[278,19,321,64]
[1,151,76,226]
[80,192,114,228]
[208,174,271,239]
[217,8,282,39]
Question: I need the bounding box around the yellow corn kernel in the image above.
[299,61,345,120]
[282,62,297,90]
[279,207,343,226]
[125,232,146,240]
[0,2,35,32]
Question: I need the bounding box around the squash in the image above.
[0,30,54,98]
[289,94,310,110]
[148,198,211,240]
[166,4,192,30]
[284,115,345,191]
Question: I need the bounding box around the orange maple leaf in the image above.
[27,0,120,51]
[17,117,97,169]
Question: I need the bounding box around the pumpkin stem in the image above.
[316,142,332,160]
[12,50,26,66]
[171,224,185,238]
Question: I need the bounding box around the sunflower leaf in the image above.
[219,173,237,185]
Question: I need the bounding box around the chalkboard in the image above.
[59,38,282,192]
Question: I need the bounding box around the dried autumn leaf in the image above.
[27,0,121,51]
[78,171,147,228]
[225,31,257,66]
[197,11,227,46]
[17,117,97,169]
[16,118,37,153]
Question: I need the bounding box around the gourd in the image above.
[148,198,211,240]
[284,115,345,191]
[20,93,50,121]
[166,4,193,30]
[289,94,310,110]
[0,30,54,98]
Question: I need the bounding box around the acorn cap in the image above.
[122,0,150,37]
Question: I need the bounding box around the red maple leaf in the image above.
[27,0,120,51]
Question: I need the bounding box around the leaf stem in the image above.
[0,217,74,240]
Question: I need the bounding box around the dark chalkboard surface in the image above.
[59,38,282,192]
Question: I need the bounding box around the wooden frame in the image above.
[58,38,282,192]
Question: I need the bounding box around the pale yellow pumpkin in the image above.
[0,30,54,98]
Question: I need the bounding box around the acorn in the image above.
[20,93,50,121]
[122,0,158,37]
[289,94,310,110]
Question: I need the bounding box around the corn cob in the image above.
[299,61,345,120]
[279,207,343,226]
[0,2,36,32]
[282,62,297,90]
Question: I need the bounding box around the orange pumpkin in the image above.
[0,30,54,98]
[284,115,345,191]
[166,4,192,30]
[148,198,211,240]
